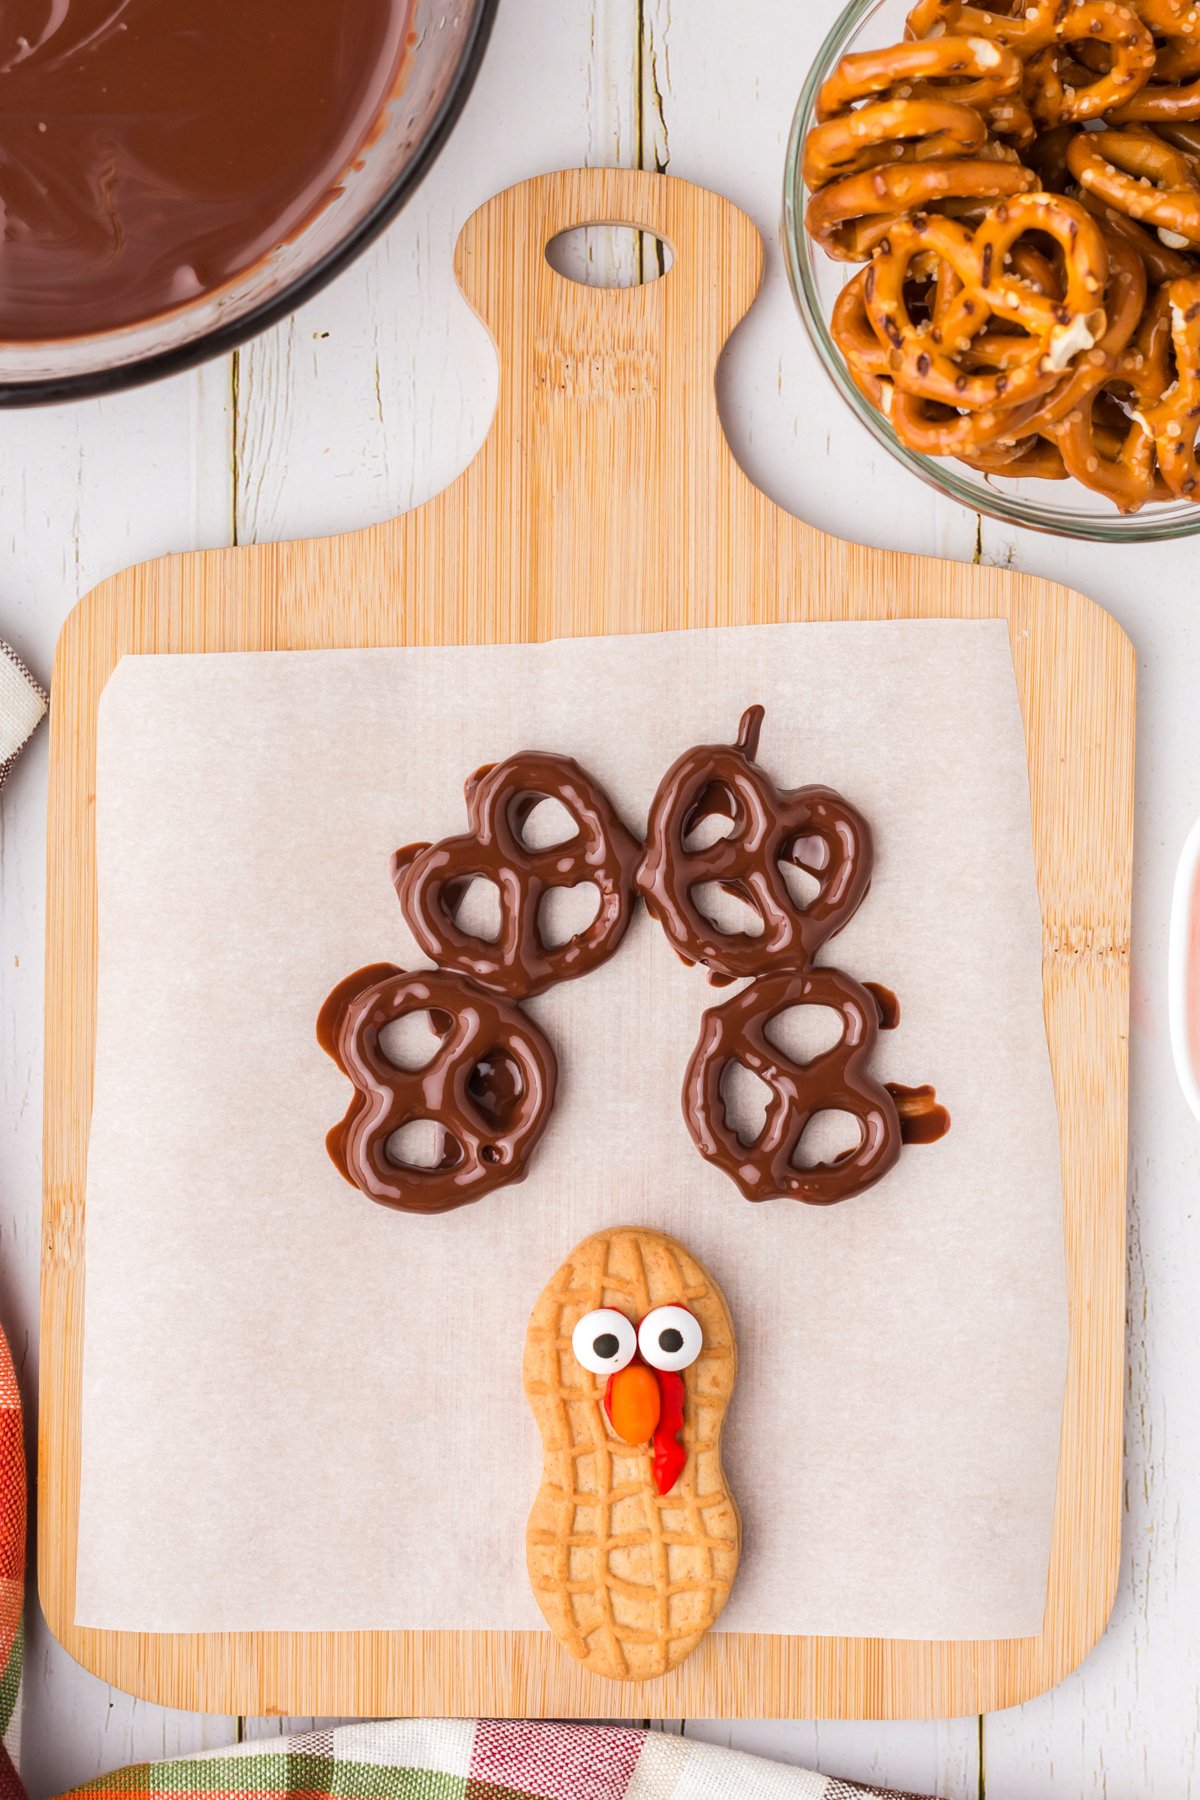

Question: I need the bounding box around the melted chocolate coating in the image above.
[317,964,557,1215]
[0,1,412,340]
[886,1081,952,1145]
[683,964,902,1205]
[392,751,642,1001]
[637,706,873,980]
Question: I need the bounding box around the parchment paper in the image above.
[76,621,1068,1639]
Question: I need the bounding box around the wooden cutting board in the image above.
[40,168,1133,1720]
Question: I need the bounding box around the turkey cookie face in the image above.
[524,1227,739,1682]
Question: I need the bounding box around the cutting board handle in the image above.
[453,169,765,496]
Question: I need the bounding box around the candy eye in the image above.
[638,1305,702,1372]
[572,1308,637,1375]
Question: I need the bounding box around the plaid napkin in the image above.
[52,1720,930,1800]
[0,643,47,791]
[0,1328,24,1800]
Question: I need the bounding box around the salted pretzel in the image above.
[1023,12,1156,127]
[803,97,989,189]
[1068,127,1200,244]
[817,36,1024,120]
[805,154,1034,261]
[864,195,1108,410]
[907,0,1157,120]
[1077,191,1197,281]
[832,268,1056,452]
[1139,274,1200,494]
[972,265,1169,507]
[1109,27,1200,121]
[393,750,641,1001]
[318,964,558,1214]
[682,967,903,1206]
[637,706,872,981]
[809,0,1200,506]
[1129,0,1200,33]
[806,33,1035,258]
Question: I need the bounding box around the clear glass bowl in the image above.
[0,0,497,408]
[782,0,1200,542]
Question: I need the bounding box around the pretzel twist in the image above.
[832,269,1054,452]
[1129,0,1200,34]
[816,36,1024,119]
[863,195,1108,410]
[805,155,1035,261]
[803,97,988,188]
[1068,127,1200,245]
[908,0,1157,122]
[1139,274,1200,492]
[807,0,1200,505]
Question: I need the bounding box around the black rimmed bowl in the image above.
[0,0,498,408]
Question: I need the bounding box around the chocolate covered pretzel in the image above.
[683,965,903,1205]
[637,706,872,980]
[393,752,641,1000]
[318,963,557,1214]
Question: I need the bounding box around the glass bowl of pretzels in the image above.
[784,0,1200,537]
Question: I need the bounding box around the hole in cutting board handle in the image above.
[545,224,673,289]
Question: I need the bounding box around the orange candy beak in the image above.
[605,1362,661,1444]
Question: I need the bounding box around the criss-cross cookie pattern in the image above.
[524,1228,739,1682]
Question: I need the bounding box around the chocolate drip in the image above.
[864,981,901,1029]
[885,1082,952,1145]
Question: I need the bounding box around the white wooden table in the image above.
[1,2,1196,1794]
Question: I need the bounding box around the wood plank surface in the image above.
[38,165,1133,1724]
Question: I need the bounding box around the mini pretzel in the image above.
[1077,191,1198,282]
[816,36,1024,121]
[318,964,558,1214]
[682,967,902,1205]
[947,239,1160,502]
[1130,0,1200,34]
[810,0,1200,506]
[1138,274,1200,493]
[864,196,1108,410]
[833,268,1055,452]
[637,706,872,980]
[1031,271,1167,506]
[1023,235,1147,420]
[907,1,1156,122]
[393,751,641,1001]
[805,156,1034,261]
[803,98,988,190]
[1068,127,1200,245]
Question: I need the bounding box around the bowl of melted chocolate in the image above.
[0,0,496,401]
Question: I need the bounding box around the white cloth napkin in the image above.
[0,642,47,790]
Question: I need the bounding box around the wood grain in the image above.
[39,167,1133,1721]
